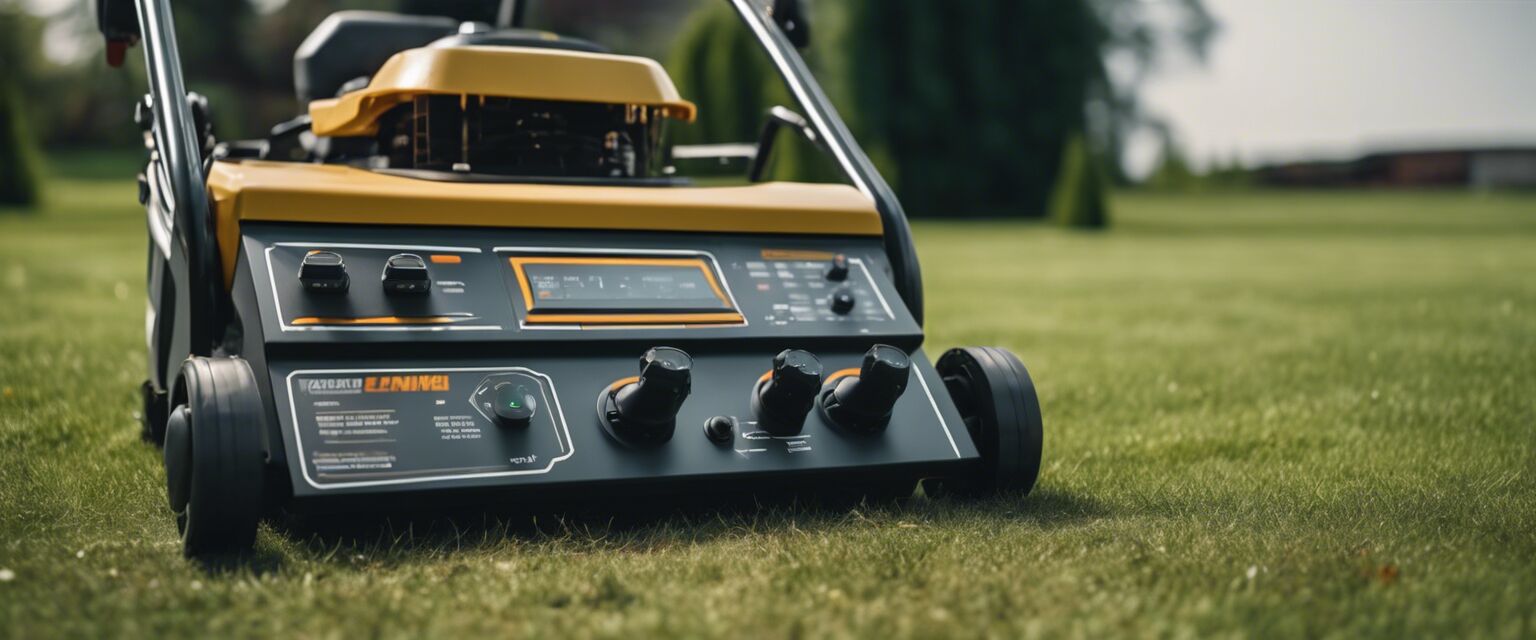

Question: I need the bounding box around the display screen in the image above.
[512,258,733,314]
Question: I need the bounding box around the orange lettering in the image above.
[363,374,449,392]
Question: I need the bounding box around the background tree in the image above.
[1049,132,1110,229]
[1088,0,1218,184]
[1145,133,1200,192]
[3,0,1211,210]
[839,0,1105,218]
[0,6,44,207]
[664,1,838,182]
[663,0,1212,219]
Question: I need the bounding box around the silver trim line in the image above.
[913,363,962,458]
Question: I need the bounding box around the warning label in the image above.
[288,368,571,486]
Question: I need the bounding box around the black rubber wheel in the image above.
[165,357,265,558]
[139,380,168,445]
[936,347,1044,496]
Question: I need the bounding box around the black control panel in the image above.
[273,349,975,497]
[242,225,918,345]
[238,224,970,500]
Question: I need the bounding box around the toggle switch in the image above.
[600,347,693,445]
[752,349,823,436]
[819,344,910,433]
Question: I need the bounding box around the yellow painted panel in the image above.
[207,161,883,287]
[309,46,697,137]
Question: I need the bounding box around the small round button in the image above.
[830,288,856,315]
[703,415,736,443]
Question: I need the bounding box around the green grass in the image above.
[2,175,1534,637]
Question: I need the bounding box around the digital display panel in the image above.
[512,257,734,314]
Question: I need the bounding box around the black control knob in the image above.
[825,254,850,281]
[830,288,856,315]
[753,349,823,436]
[382,253,431,294]
[298,250,349,293]
[492,382,537,427]
[606,347,693,443]
[819,344,910,433]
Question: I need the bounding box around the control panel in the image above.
[241,224,970,500]
[242,225,918,345]
[275,345,976,496]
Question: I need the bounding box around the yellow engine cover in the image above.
[308,46,698,137]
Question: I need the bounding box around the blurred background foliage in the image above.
[0,0,1217,222]
[1,9,47,205]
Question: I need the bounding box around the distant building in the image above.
[1255,148,1536,189]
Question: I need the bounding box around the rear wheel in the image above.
[936,347,1044,496]
[164,357,265,558]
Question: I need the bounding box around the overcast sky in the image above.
[1131,0,1536,173]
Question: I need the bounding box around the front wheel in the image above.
[164,357,265,558]
[936,347,1044,496]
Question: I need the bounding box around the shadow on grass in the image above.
[251,484,1108,569]
[197,546,289,576]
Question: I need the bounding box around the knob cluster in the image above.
[298,251,431,295]
[826,254,854,316]
[598,344,912,445]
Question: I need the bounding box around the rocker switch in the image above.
[382,253,431,295]
[298,251,349,293]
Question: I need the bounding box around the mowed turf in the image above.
[1,171,1533,638]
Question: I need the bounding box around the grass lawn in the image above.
[2,167,1533,637]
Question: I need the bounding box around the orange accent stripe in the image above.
[824,367,861,385]
[508,255,741,326]
[757,370,773,384]
[429,254,462,264]
[510,258,537,311]
[290,316,465,326]
[522,312,743,325]
[607,376,641,393]
[761,249,836,260]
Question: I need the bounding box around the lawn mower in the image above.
[97,0,1045,558]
